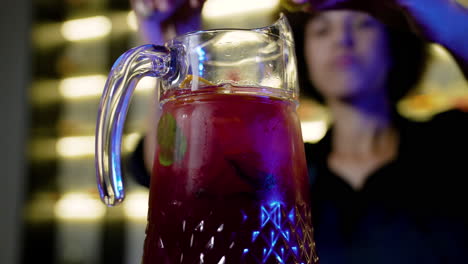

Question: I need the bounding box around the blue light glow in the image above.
[288,209,295,222]
[261,207,268,227]
[110,111,125,201]
[246,201,311,262]
[196,47,206,77]
[261,201,282,229]
[292,246,298,255]
[270,201,280,207]
[242,210,248,222]
[252,231,260,242]
[196,47,206,58]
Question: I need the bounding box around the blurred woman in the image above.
[287,6,468,263]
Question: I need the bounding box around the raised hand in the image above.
[131,0,206,43]
[395,0,468,78]
[394,0,467,43]
[131,0,204,17]
[281,0,468,64]
[282,0,467,44]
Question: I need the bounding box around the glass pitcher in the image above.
[95,14,318,263]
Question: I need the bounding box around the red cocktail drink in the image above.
[143,85,317,263]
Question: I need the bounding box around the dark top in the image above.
[128,110,468,263]
[306,110,468,264]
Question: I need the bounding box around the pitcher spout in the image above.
[254,13,299,101]
[254,13,295,45]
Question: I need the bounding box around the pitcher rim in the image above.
[169,13,292,44]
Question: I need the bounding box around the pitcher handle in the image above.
[95,44,172,206]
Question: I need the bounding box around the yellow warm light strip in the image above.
[56,136,95,158]
[59,75,107,99]
[301,120,328,143]
[127,11,138,32]
[202,0,280,18]
[59,75,155,99]
[430,44,452,61]
[123,190,149,221]
[55,192,106,221]
[61,16,112,41]
[54,191,150,222]
[56,132,141,158]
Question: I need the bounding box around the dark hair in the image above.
[285,10,429,106]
